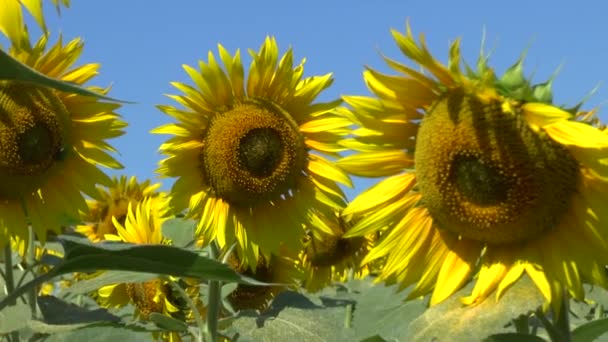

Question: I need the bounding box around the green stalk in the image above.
[20,198,38,318]
[512,314,530,334]
[167,278,205,342]
[3,244,20,342]
[553,290,572,342]
[205,242,222,342]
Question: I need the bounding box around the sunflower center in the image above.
[201,101,307,207]
[414,90,580,245]
[306,234,366,268]
[227,257,277,311]
[454,156,509,205]
[237,127,283,177]
[0,82,69,200]
[126,280,165,319]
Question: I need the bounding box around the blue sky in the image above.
[34,0,608,199]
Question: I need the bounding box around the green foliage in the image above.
[0,302,31,334]
[572,318,608,342]
[483,333,546,342]
[0,49,126,102]
[162,218,198,248]
[55,235,256,283]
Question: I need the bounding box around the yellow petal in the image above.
[431,238,481,305]
[337,150,414,177]
[545,121,608,148]
[522,102,572,129]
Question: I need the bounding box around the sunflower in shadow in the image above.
[298,210,375,292]
[0,2,125,246]
[154,37,353,268]
[76,175,162,242]
[339,23,608,312]
[226,250,301,312]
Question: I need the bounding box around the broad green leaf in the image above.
[0,301,31,333]
[229,291,358,341]
[38,295,120,325]
[0,49,127,102]
[345,278,426,340]
[61,271,159,296]
[407,276,545,341]
[54,235,260,284]
[483,333,546,342]
[359,335,388,342]
[149,313,188,332]
[572,318,608,342]
[46,325,153,342]
[161,218,197,248]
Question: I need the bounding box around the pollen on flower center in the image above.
[454,156,510,205]
[201,101,307,207]
[0,83,69,199]
[414,90,580,245]
[238,127,283,177]
[126,280,164,319]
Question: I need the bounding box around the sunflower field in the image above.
[2,1,608,341]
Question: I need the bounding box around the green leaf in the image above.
[483,333,546,342]
[359,335,388,342]
[61,271,159,297]
[407,275,545,341]
[161,218,197,248]
[0,302,31,333]
[0,49,128,103]
[37,295,120,325]
[347,279,427,341]
[572,318,608,342]
[229,291,358,341]
[46,325,153,342]
[149,313,188,332]
[55,235,260,284]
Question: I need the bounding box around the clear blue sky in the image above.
[34,0,608,199]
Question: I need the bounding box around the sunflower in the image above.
[93,197,204,333]
[226,251,301,312]
[0,0,70,39]
[154,37,353,268]
[76,175,162,242]
[298,210,375,292]
[0,5,125,247]
[338,24,608,312]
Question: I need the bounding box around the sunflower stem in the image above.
[3,244,20,342]
[553,290,572,342]
[512,314,530,334]
[20,198,38,318]
[2,245,15,302]
[344,303,353,328]
[167,277,204,342]
[205,241,222,342]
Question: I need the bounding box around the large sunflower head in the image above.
[298,210,375,292]
[154,37,353,268]
[76,175,163,242]
[339,23,608,313]
[0,5,125,247]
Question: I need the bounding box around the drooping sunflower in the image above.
[0,4,125,247]
[76,175,162,242]
[154,37,353,268]
[226,251,301,312]
[339,24,608,312]
[298,210,375,292]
